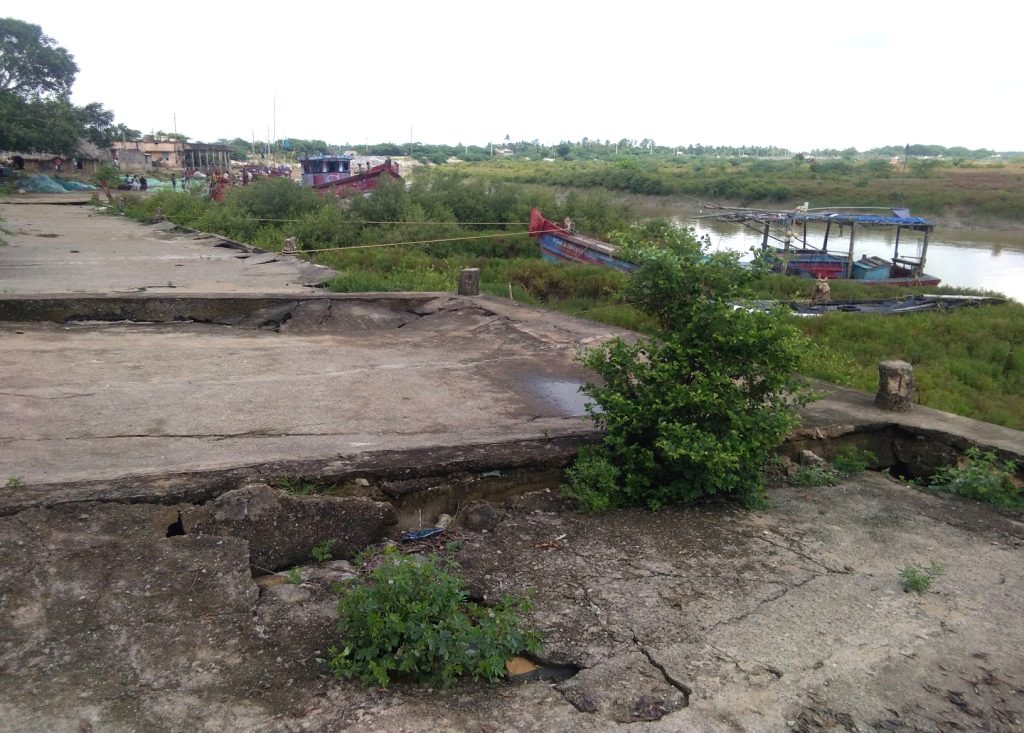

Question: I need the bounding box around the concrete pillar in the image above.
[876,360,915,412]
[458,268,480,296]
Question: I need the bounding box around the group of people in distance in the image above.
[120,174,148,191]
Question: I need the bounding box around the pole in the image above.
[847,223,856,278]
[900,143,909,208]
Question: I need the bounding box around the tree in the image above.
[564,221,811,511]
[0,18,78,98]
[75,101,115,147]
[111,123,141,141]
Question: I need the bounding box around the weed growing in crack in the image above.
[5,476,25,488]
[927,447,1021,508]
[789,464,840,487]
[276,477,320,496]
[330,546,541,688]
[900,562,944,593]
[311,539,336,562]
[285,567,303,585]
[832,448,877,476]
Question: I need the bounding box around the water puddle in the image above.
[523,376,596,417]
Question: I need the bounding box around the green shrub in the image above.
[562,446,617,512]
[928,447,1021,508]
[900,562,944,593]
[571,221,811,510]
[329,547,540,688]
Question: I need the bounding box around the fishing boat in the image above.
[299,154,402,197]
[528,208,637,273]
[765,294,1005,316]
[715,207,941,286]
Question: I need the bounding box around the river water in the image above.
[631,201,1024,303]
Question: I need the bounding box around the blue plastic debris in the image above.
[400,527,445,542]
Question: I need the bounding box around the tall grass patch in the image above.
[797,303,1024,430]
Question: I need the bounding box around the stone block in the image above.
[876,360,915,412]
[182,482,397,572]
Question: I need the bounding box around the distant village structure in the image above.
[111,139,233,173]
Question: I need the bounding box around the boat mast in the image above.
[846,223,856,278]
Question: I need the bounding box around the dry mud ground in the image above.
[2,472,1023,733]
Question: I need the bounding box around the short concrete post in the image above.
[281,237,298,256]
[876,360,915,412]
[458,267,480,296]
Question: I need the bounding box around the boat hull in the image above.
[771,250,939,286]
[537,233,637,272]
[529,208,636,273]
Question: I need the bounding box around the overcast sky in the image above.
[11,1,1022,152]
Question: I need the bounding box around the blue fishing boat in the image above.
[716,207,941,286]
[528,208,637,273]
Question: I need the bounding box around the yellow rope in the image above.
[298,230,531,254]
[219,216,528,226]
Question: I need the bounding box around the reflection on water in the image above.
[635,201,1024,302]
[523,376,595,417]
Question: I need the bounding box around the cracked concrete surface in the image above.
[3,474,1023,732]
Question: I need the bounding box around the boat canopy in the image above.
[716,208,932,232]
[301,155,352,175]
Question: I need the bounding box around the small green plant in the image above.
[330,547,540,688]
[5,476,25,488]
[927,447,1021,508]
[900,562,944,593]
[562,446,617,513]
[789,464,840,487]
[832,447,877,475]
[285,567,303,585]
[311,539,336,562]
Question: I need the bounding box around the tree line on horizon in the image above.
[1,17,1018,163]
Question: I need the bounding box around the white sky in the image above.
[10,1,1023,152]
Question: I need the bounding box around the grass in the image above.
[796,302,1024,430]
[789,464,840,487]
[900,562,944,593]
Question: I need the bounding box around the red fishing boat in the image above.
[528,208,637,273]
[299,154,402,197]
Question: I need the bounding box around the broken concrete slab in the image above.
[181,483,397,571]
[558,650,689,722]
